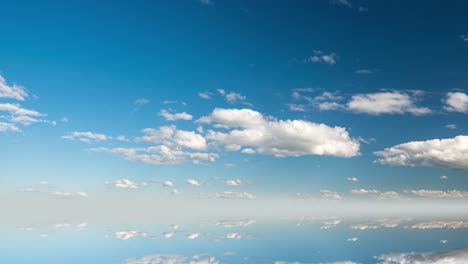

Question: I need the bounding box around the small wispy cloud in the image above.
[460,34,468,42]
[198,91,213,100]
[159,109,193,121]
[199,0,214,5]
[330,0,352,8]
[217,89,248,104]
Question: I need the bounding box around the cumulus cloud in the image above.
[186,179,202,186]
[159,109,193,121]
[50,191,88,199]
[107,230,148,240]
[0,75,28,101]
[347,91,431,115]
[62,131,108,143]
[214,219,256,228]
[407,189,468,199]
[443,92,468,113]
[446,124,457,129]
[405,221,468,230]
[374,135,468,171]
[215,191,256,200]
[347,177,359,182]
[162,181,175,188]
[113,179,148,189]
[214,177,246,186]
[198,108,360,158]
[377,247,468,263]
[320,189,342,200]
[350,189,401,200]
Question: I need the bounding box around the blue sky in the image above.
[1,0,468,201]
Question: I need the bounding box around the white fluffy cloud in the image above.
[0,75,28,101]
[347,91,431,115]
[443,92,468,113]
[62,131,108,143]
[374,135,468,171]
[377,247,468,264]
[198,108,360,158]
[159,109,193,121]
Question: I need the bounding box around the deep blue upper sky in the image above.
[0,0,467,199]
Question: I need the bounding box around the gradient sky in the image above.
[1,0,468,202]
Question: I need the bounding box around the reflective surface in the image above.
[3,216,468,263]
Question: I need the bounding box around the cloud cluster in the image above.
[407,189,468,199]
[305,51,338,65]
[374,135,468,171]
[290,91,431,115]
[123,254,219,264]
[320,189,342,200]
[217,89,248,104]
[377,247,468,264]
[91,146,218,165]
[405,221,468,230]
[199,108,360,158]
